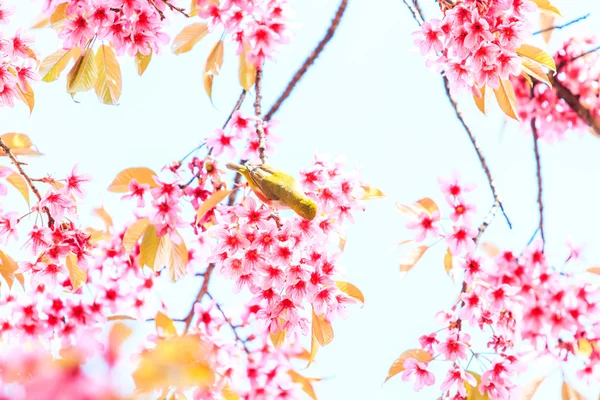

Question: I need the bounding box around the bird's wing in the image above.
[246,165,280,201]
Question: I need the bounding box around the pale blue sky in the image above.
[2,0,600,399]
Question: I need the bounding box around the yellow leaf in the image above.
[335,281,364,305]
[66,252,87,292]
[49,3,68,29]
[31,15,51,29]
[95,44,122,105]
[400,246,429,273]
[0,167,29,205]
[140,224,160,269]
[270,330,286,348]
[93,206,113,230]
[493,79,519,121]
[0,133,42,157]
[312,310,334,346]
[396,197,439,217]
[288,370,319,400]
[107,315,136,321]
[465,371,489,399]
[0,251,20,288]
[338,234,346,252]
[86,227,109,243]
[359,185,385,200]
[132,335,214,393]
[123,218,150,253]
[539,13,555,44]
[473,85,486,115]
[574,338,593,358]
[521,71,533,88]
[107,167,160,192]
[561,381,586,400]
[520,375,546,400]
[517,44,556,72]
[196,189,232,224]
[155,311,178,337]
[168,231,188,282]
[444,248,453,274]
[238,44,256,91]
[203,40,224,100]
[135,50,152,76]
[480,242,500,258]
[155,233,173,273]
[530,0,561,16]
[172,23,209,54]
[39,47,81,83]
[16,82,34,114]
[385,349,433,383]
[108,322,132,355]
[222,384,240,400]
[307,331,319,367]
[67,48,98,93]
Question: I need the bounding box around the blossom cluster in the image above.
[413,0,535,94]
[400,176,600,399]
[43,0,292,68]
[513,36,600,143]
[0,1,38,107]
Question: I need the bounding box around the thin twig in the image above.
[254,69,267,164]
[530,117,545,248]
[442,77,512,230]
[160,0,190,17]
[182,263,215,334]
[264,0,349,121]
[222,89,247,130]
[402,0,423,25]
[568,45,600,64]
[207,293,250,354]
[549,73,600,135]
[475,201,499,243]
[412,0,425,22]
[0,138,55,228]
[147,0,165,20]
[533,13,590,35]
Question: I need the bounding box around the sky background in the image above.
[2,0,600,399]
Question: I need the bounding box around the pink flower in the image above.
[440,365,477,396]
[463,12,493,49]
[64,164,91,197]
[0,1,15,24]
[405,211,440,241]
[401,358,435,391]
[59,12,94,49]
[418,333,439,353]
[446,225,477,255]
[413,19,444,55]
[437,332,470,361]
[438,172,475,204]
[207,128,237,157]
[121,179,150,207]
[449,199,476,224]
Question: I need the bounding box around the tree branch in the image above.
[254,69,267,164]
[530,117,545,248]
[533,13,590,35]
[402,0,424,25]
[160,0,190,18]
[442,77,512,231]
[264,0,349,122]
[207,293,250,354]
[0,138,55,228]
[182,263,215,334]
[549,74,600,136]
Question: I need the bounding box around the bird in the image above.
[226,162,317,220]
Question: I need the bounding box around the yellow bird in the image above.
[226,162,317,221]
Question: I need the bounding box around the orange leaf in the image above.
[66,48,98,94]
[517,44,556,72]
[539,13,555,44]
[561,381,586,400]
[520,375,546,400]
[385,349,433,383]
[521,58,552,87]
[288,370,319,400]
[172,23,209,54]
[238,44,256,91]
[0,251,21,288]
[49,3,68,29]
[155,311,178,337]
[312,310,334,346]
[140,224,160,269]
[338,234,346,252]
[203,40,224,101]
[0,167,29,205]
[530,0,561,17]
[270,330,286,349]
[473,85,486,115]
[481,242,500,258]
[586,267,600,275]
[0,133,42,156]
[360,185,385,200]
[16,82,35,114]
[444,248,453,274]
[168,231,188,282]
[108,322,132,358]
[123,218,150,253]
[222,384,240,400]
[93,206,113,230]
[108,167,159,192]
[335,281,364,305]
[465,371,488,399]
[39,47,81,83]
[196,190,232,224]
[400,246,429,273]
[396,197,439,217]
[307,331,319,368]
[66,252,87,292]
[94,44,122,105]
[494,79,519,121]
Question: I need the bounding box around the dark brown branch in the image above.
[550,74,600,136]
[442,77,512,231]
[475,201,499,243]
[412,0,425,22]
[147,0,165,20]
[530,117,545,248]
[222,89,247,130]
[403,0,423,25]
[207,293,250,354]
[160,0,190,17]
[264,0,349,122]
[254,69,267,164]
[533,13,590,35]
[0,138,55,228]
[182,263,215,334]
[568,45,600,65]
